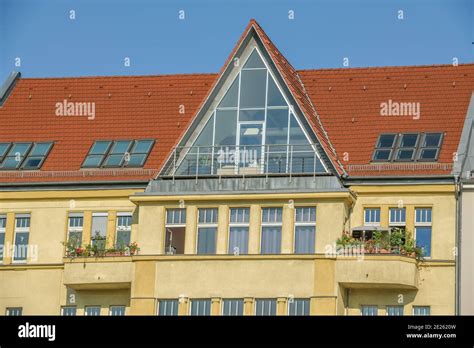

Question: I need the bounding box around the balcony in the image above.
[161,144,326,178]
[335,255,419,289]
[63,258,133,290]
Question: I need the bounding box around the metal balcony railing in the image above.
[162,144,325,179]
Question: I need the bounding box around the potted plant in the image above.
[127,242,140,255]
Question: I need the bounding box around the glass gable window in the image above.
[173,48,324,176]
[82,140,154,168]
[0,142,53,170]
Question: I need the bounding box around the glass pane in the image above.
[29,143,52,156]
[110,141,132,154]
[239,69,267,108]
[223,299,244,316]
[265,108,288,146]
[1,157,21,169]
[103,154,124,167]
[127,154,147,167]
[289,299,310,316]
[243,50,265,69]
[90,141,111,155]
[228,226,249,254]
[8,143,31,156]
[215,110,237,146]
[158,300,179,316]
[219,78,239,108]
[83,155,104,167]
[239,109,265,122]
[419,149,438,160]
[0,143,10,157]
[423,133,441,147]
[132,140,154,154]
[267,75,286,106]
[197,227,217,254]
[116,231,131,249]
[377,134,396,148]
[14,232,29,261]
[416,226,432,257]
[261,226,281,254]
[194,114,214,147]
[91,215,107,248]
[22,157,43,169]
[0,233,5,259]
[400,134,418,147]
[289,115,311,148]
[373,149,391,161]
[295,226,315,254]
[397,149,414,160]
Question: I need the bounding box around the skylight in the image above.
[0,142,53,170]
[82,140,154,168]
[372,133,443,162]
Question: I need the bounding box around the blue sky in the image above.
[0,0,472,81]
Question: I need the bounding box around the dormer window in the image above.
[372,133,443,162]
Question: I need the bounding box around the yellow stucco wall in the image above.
[0,185,458,315]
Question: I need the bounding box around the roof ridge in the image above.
[298,62,474,72]
[20,72,219,80]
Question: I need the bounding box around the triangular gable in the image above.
[159,19,344,177]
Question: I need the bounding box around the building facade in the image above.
[0,20,472,316]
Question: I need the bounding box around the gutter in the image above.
[455,175,461,315]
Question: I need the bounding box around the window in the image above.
[261,207,282,254]
[413,306,430,316]
[165,209,186,255]
[228,208,249,255]
[85,306,101,316]
[13,214,30,262]
[67,213,83,248]
[415,208,432,257]
[389,208,406,226]
[190,299,211,316]
[255,299,277,316]
[372,133,443,162]
[116,213,132,249]
[288,298,310,316]
[222,299,244,316]
[373,134,396,161]
[109,306,126,316]
[364,208,380,226]
[395,133,419,161]
[0,142,53,170]
[197,208,218,255]
[294,207,316,254]
[0,215,6,261]
[387,306,404,316]
[174,48,323,176]
[82,139,154,168]
[158,299,179,316]
[418,133,443,161]
[6,307,22,316]
[361,305,378,316]
[91,213,108,250]
[61,306,77,316]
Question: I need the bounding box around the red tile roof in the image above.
[0,20,472,184]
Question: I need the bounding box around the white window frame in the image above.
[6,307,22,316]
[0,214,6,264]
[196,208,218,254]
[61,306,77,316]
[413,306,431,316]
[414,207,432,259]
[109,305,126,316]
[157,299,179,316]
[260,207,283,254]
[364,208,381,226]
[189,299,211,316]
[115,212,132,248]
[287,298,310,316]
[166,208,186,227]
[13,214,30,263]
[386,305,404,316]
[91,212,108,247]
[84,306,101,316]
[361,305,378,316]
[255,298,277,316]
[222,298,244,316]
[228,207,250,255]
[294,207,316,253]
[67,212,84,244]
[389,208,406,226]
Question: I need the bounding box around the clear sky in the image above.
[0,0,472,81]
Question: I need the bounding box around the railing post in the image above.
[289,145,293,183]
[195,147,200,184]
